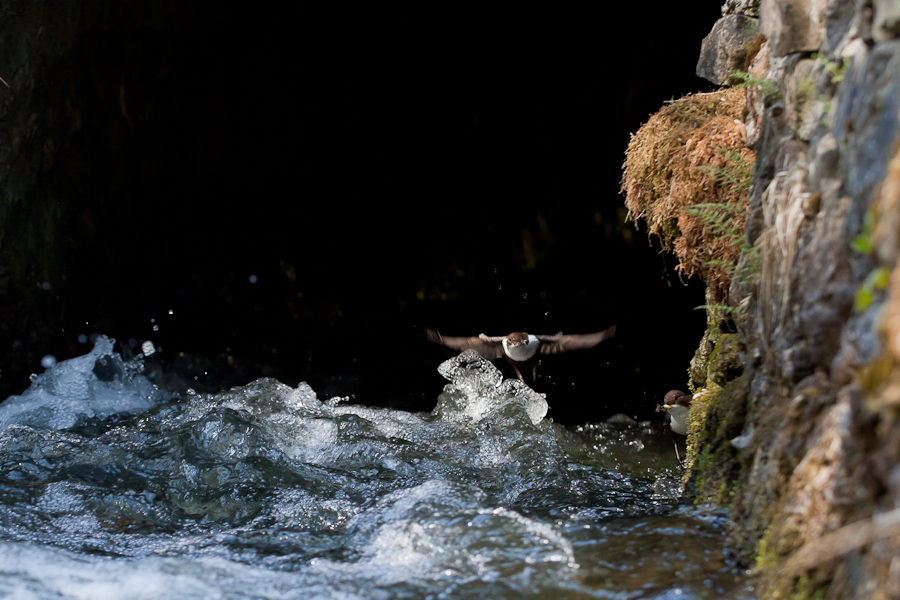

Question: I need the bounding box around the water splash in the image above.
[0,340,753,598]
[0,336,161,431]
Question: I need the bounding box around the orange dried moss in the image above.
[621,88,753,301]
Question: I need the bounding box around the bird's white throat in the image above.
[502,335,539,361]
[665,404,690,436]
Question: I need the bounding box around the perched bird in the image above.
[425,325,616,382]
[659,389,692,435]
[658,389,692,467]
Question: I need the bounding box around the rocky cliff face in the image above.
[647,0,900,597]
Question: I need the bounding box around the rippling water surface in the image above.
[0,337,753,599]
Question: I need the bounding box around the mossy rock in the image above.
[682,373,749,504]
[708,332,742,385]
[689,305,742,392]
[621,88,754,301]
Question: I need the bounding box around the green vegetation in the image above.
[851,211,875,255]
[622,88,754,302]
[730,70,782,104]
[851,211,888,312]
[695,303,738,315]
[682,371,748,504]
[855,266,890,313]
[683,146,760,292]
[792,576,827,600]
[683,203,745,246]
[693,147,754,191]
[815,54,850,85]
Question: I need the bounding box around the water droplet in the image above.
[77,334,88,344]
[249,274,258,284]
[40,355,56,368]
[141,341,156,357]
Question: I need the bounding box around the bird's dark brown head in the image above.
[662,389,692,408]
[507,332,529,347]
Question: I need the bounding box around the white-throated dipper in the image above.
[425,325,616,382]
[658,389,692,467]
[659,389,692,436]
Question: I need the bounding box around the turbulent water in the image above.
[0,337,753,599]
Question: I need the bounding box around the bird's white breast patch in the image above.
[502,335,539,361]
[665,404,690,436]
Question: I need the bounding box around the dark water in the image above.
[0,338,753,599]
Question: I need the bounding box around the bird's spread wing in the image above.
[425,329,506,360]
[535,324,616,355]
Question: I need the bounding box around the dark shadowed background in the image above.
[0,5,724,424]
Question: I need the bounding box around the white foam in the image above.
[308,479,578,589]
[433,350,548,426]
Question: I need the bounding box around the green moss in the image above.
[682,373,748,504]
[680,302,748,502]
[622,88,752,302]
[688,306,742,391]
[743,34,765,70]
[791,576,826,600]
[707,332,742,381]
[755,535,778,570]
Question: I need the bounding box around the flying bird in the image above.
[425,325,616,382]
